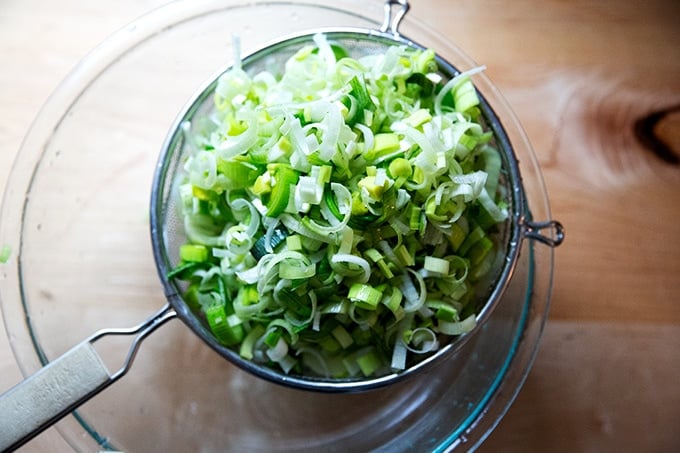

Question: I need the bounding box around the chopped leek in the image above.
[0,245,11,264]
[169,35,509,378]
[179,244,209,263]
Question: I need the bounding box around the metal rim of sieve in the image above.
[149,0,564,392]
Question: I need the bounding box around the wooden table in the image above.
[1,1,678,451]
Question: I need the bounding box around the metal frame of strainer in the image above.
[0,1,563,450]
[150,0,564,391]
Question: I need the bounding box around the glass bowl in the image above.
[0,0,557,451]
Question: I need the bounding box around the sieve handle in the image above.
[0,304,176,451]
[0,341,112,452]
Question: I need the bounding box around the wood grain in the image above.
[635,105,680,164]
[484,322,680,452]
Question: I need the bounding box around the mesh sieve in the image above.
[149,0,561,392]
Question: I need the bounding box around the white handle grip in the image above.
[0,341,112,451]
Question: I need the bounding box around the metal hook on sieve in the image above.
[523,219,565,247]
[380,0,410,35]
